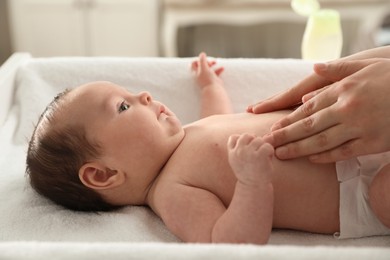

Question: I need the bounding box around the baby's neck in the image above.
[144,134,185,209]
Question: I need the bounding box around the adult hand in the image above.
[263,58,390,163]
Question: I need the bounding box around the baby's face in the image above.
[63,81,184,196]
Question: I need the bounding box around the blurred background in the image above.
[1,0,390,65]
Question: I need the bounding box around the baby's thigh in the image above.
[369,163,390,228]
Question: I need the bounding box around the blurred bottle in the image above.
[301,9,343,61]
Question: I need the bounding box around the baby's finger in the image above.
[199,52,209,70]
[215,67,224,76]
[228,134,240,149]
[208,61,216,67]
[236,133,255,146]
[191,60,199,71]
[250,136,266,151]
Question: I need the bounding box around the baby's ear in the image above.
[78,162,125,190]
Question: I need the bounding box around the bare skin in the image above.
[69,53,389,244]
[147,111,339,243]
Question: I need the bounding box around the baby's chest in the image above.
[182,128,230,166]
[166,132,237,202]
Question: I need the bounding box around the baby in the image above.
[26,53,390,244]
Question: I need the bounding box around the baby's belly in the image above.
[181,112,340,233]
[271,157,339,233]
[186,111,291,137]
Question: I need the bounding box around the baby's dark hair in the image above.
[26,89,118,212]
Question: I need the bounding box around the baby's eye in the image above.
[118,101,130,113]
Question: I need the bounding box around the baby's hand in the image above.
[191,52,224,89]
[228,134,274,186]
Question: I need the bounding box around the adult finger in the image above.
[302,59,369,101]
[270,82,338,131]
[250,72,333,114]
[301,84,331,103]
[314,58,382,82]
[273,123,358,160]
[268,102,338,147]
[308,139,361,163]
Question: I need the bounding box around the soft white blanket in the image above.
[0,56,389,259]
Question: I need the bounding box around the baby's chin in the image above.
[165,115,184,137]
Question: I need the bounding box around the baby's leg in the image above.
[369,163,390,228]
[227,133,275,186]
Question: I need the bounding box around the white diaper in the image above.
[335,151,390,239]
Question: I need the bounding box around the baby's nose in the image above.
[138,91,152,105]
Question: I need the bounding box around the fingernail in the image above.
[247,105,253,112]
[314,63,327,71]
[309,155,320,162]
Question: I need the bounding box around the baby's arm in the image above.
[212,134,275,243]
[191,53,233,118]
[157,134,275,244]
